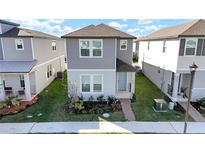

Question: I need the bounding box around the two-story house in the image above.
[62,24,137,100]
[0,20,66,101]
[138,19,205,102]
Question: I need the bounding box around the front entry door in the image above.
[118,72,127,91]
[0,76,5,100]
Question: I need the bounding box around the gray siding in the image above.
[1,37,33,61]
[117,39,133,65]
[66,38,116,69]
[33,38,65,65]
[143,62,172,94]
[0,40,3,60]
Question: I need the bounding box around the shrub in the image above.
[88,96,94,102]
[11,98,21,106]
[131,93,136,103]
[97,95,105,104]
[78,94,84,101]
[197,97,205,107]
[107,96,117,104]
[0,102,6,109]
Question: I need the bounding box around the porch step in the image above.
[178,102,205,122]
[120,99,136,121]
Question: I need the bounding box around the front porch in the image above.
[0,72,37,101]
[166,72,190,102]
[115,59,137,99]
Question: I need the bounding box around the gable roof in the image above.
[138,19,205,41]
[61,24,136,39]
[0,19,20,26]
[0,27,59,39]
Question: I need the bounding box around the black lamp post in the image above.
[183,63,198,134]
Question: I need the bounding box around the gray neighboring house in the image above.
[138,19,205,102]
[0,20,66,101]
[62,24,137,100]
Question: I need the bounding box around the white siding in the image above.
[139,40,180,73]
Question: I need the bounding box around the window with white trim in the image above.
[79,39,103,58]
[120,40,127,50]
[52,40,57,51]
[80,74,103,93]
[185,38,197,55]
[81,75,91,92]
[47,64,52,78]
[15,39,24,50]
[19,75,25,88]
[163,40,166,53]
[93,75,102,92]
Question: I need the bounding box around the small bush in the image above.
[97,95,105,103]
[88,96,94,102]
[11,98,21,106]
[197,97,205,107]
[107,96,117,104]
[0,102,6,109]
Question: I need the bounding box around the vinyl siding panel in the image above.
[1,37,33,61]
[66,38,116,69]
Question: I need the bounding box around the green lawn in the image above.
[132,73,186,121]
[0,72,125,122]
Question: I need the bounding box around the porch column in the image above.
[172,73,180,98]
[24,73,31,100]
[0,76,5,101]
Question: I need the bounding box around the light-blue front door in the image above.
[118,72,127,91]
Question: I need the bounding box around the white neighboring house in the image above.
[0,20,66,101]
[62,24,137,100]
[138,19,205,102]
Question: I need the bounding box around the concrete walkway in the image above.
[120,99,136,121]
[178,102,205,122]
[1,121,205,134]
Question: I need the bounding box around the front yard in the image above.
[132,73,186,121]
[0,72,125,122]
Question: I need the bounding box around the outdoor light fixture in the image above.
[183,62,198,134]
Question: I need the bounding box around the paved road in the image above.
[0,121,205,134]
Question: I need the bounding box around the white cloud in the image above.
[127,28,142,33]
[47,19,65,24]
[108,22,127,28]
[63,26,80,34]
[138,19,154,25]
[145,24,166,31]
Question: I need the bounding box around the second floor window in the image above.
[185,38,197,55]
[52,41,57,51]
[15,39,24,50]
[163,40,166,53]
[79,39,103,58]
[120,40,127,50]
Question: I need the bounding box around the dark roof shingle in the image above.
[138,19,205,41]
[1,27,59,39]
[116,59,138,72]
[62,24,136,39]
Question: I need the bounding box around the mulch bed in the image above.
[0,96,38,116]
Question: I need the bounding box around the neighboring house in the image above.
[62,24,137,100]
[0,20,66,101]
[138,19,205,102]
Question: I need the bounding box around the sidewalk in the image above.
[1,121,205,134]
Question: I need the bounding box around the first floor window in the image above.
[81,75,103,93]
[93,75,102,92]
[81,75,90,92]
[47,64,52,78]
[15,39,24,50]
[120,40,127,50]
[19,75,25,88]
[185,38,197,55]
